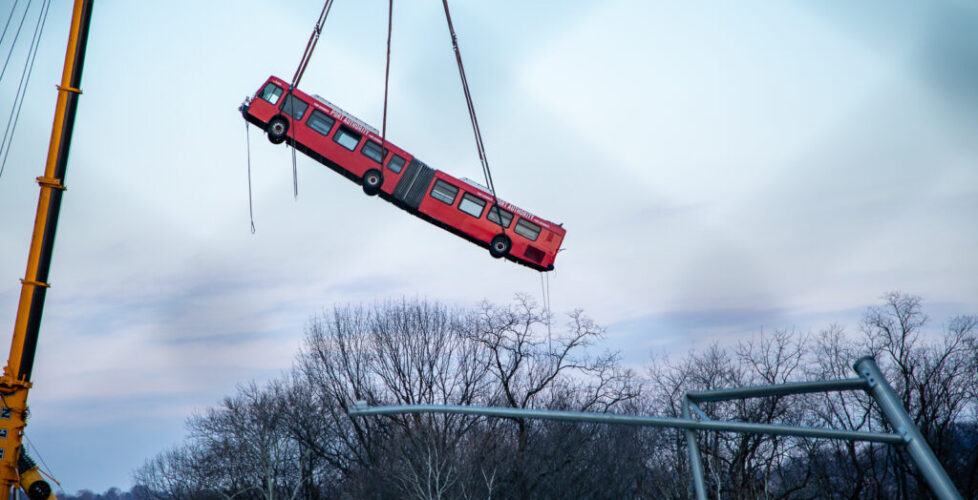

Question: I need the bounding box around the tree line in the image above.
[126,292,976,499]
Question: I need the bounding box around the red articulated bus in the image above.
[240,75,566,271]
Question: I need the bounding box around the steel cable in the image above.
[0,0,30,85]
[379,0,393,175]
[0,0,50,178]
[0,0,22,57]
[440,0,506,235]
[287,0,337,200]
[291,0,335,89]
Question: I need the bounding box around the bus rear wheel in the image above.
[489,234,511,258]
[267,117,288,144]
[362,169,383,195]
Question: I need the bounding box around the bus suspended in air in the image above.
[240,75,565,271]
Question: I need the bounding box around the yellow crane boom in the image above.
[1,1,94,498]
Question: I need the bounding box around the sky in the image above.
[0,0,976,493]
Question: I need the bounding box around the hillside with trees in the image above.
[130,292,977,499]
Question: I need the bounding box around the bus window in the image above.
[387,154,406,174]
[259,83,283,104]
[362,140,385,163]
[430,180,458,205]
[514,218,541,241]
[458,193,486,218]
[280,94,309,120]
[487,205,513,228]
[307,109,335,135]
[333,125,362,151]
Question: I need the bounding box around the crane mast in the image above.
[1,1,94,498]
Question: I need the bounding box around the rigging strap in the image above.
[440,0,505,234]
[379,0,393,171]
[287,0,336,199]
[291,0,335,89]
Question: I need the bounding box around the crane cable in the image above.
[291,0,335,89]
[0,0,29,84]
[286,0,336,200]
[0,0,23,52]
[379,0,393,174]
[440,0,506,235]
[0,0,51,179]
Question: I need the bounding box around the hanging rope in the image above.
[290,104,298,199]
[540,271,553,351]
[245,121,256,234]
[379,0,393,167]
[0,0,50,178]
[440,0,506,234]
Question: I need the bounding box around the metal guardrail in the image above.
[348,356,962,500]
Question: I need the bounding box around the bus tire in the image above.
[362,169,383,195]
[267,117,289,144]
[489,234,511,258]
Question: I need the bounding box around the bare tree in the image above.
[465,295,640,498]
[132,292,975,499]
[859,292,978,499]
[294,299,494,499]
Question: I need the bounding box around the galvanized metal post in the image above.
[682,397,708,500]
[853,356,962,500]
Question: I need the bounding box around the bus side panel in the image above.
[292,118,371,181]
[246,76,562,271]
[414,173,514,258]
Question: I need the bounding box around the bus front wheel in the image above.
[489,234,511,258]
[267,117,289,144]
[362,169,383,195]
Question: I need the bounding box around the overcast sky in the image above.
[0,0,976,493]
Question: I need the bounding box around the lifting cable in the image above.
[0,0,23,52]
[291,0,335,89]
[379,0,393,169]
[440,0,505,234]
[0,0,51,179]
[0,0,29,84]
[287,0,336,200]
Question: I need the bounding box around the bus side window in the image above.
[430,180,459,205]
[333,125,362,151]
[280,94,309,120]
[514,218,541,241]
[307,109,335,136]
[362,140,385,163]
[260,83,284,104]
[387,154,406,174]
[458,193,486,218]
[487,205,513,228]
